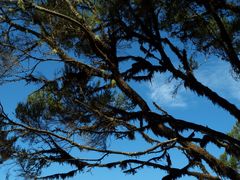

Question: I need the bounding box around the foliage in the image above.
[220,122,240,172]
[0,0,239,179]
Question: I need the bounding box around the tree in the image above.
[220,122,240,172]
[0,0,239,179]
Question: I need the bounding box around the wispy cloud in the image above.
[148,60,240,108]
[195,61,240,102]
[148,74,187,108]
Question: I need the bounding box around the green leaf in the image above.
[17,0,25,10]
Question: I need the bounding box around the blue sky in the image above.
[0,56,238,179]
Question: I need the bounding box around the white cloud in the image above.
[148,60,240,108]
[195,61,240,102]
[148,74,187,108]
